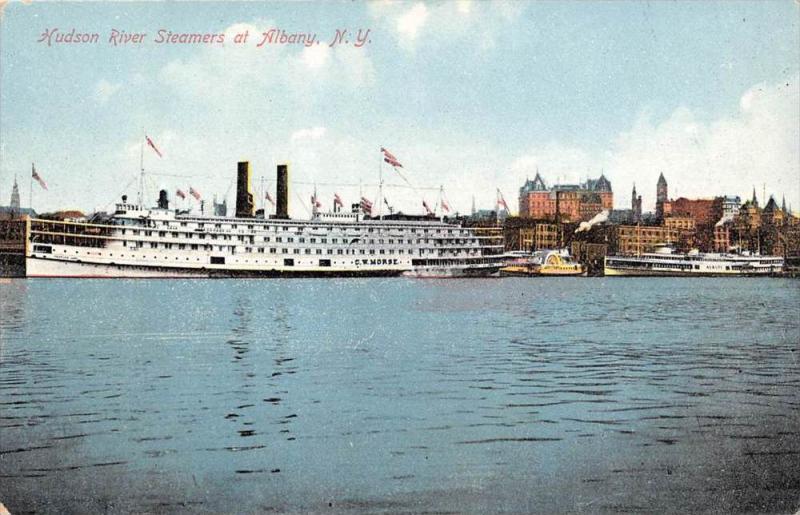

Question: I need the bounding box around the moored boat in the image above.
[604,247,784,276]
[500,250,584,277]
[24,162,506,279]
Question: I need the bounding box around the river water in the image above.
[1,278,798,514]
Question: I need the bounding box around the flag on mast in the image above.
[360,197,373,215]
[423,200,433,215]
[189,187,202,200]
[497,189,509,211]
[176,189,186,200]
[145,135,163,158]
[441,200,450,213]
[266,192,275,206]
[32,164,48,190]
[381,147,403,168]
[334,193,343,208]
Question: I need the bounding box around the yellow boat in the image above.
[501,250,584,276]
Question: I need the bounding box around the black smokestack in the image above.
[158,189,169,210]
[236,161,255,218]
[276,163,289,219]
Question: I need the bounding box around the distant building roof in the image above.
[609,209,635,224]
[763,196,778,213]
[586,174,612,192]
[522,174,613,196]
[520,172,548,194]
[0,205,36,217]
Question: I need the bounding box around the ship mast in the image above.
[378,150,383,220]
[138,129,145,208]
[260,175,265,218]
[439,185,444,222]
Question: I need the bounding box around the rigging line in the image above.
[289,180,440,191]
[294,190,312,218]
[100,175,139,213]
[143,171,223,179]
[223,177,235,199]
[392,167,428,206]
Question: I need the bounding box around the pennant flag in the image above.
[334,193,343,207]
[311,195,322,208]
[145,135,163,158]
[423,200,433,215]
[31,163,48,190]
[383,197,390,208]
[189,187,202,200]
[176,189,186,200]
[266,192,275,206]
[381,147,403,168]
[360,197,373,215]
[441,200,450,213]
[380,147,397,160]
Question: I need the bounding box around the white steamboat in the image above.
[604,247,784,276]
[24,163,504,278]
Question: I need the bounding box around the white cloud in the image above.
[609,76,799,209]
[510,143,597,185]
[291,127,327,142]
[510,76,800,212]
[302,44,330,70]
[372,0,526,52]
[396,3,429,43]
[94,79,121,105]
[159,21,375,106]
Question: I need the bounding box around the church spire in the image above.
[10,175,20,213]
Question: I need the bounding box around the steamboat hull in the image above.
[402,264,501,278]
[604,266,781,277]
[25,257,407,279]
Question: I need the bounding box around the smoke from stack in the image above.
[235,161,255,218]
[276,164,289,219]
[575,209,609,233]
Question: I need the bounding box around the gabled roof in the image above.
[520,172,548,194]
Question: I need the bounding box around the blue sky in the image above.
[1,1,798,216]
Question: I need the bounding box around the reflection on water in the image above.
[0,278,798,513]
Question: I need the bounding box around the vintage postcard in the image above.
[0,1,798,513]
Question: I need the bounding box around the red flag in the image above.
[176,189,186,200]
[360,197,373,214]
[441,200,450,213]
[31,163,48,190]
[266,192,275,205]
[423,200,433,215]
[334,193,343,207]
[189,187,201,200]
[311,195,322,208]
[383,157,403,168]
[381,147,403,168]
[497,189,509,211]
[145,135,163,158]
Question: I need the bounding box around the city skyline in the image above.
[1,1,798,216]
